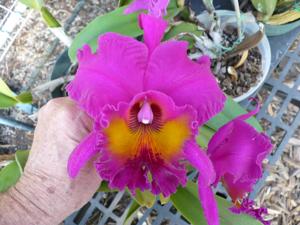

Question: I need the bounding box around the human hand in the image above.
[1,97,100,225]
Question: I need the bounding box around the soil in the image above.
[213,26,262,98]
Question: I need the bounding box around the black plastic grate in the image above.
[65,192,134,225]
[249,47,300,198]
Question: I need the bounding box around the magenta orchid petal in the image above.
[125,0,170,17]
[197,55,212,66]
[198,178,220,225]
[139,13,168,54]
[149,0,169,16]
[124,0,149,14]
[207,108,272,201]
[67,132,99,178]
[67,33,148,119]
[144,40,226,126]
[222,174,254,202]
[184,141,215,184]
[184,141,219,225]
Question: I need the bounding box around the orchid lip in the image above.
[138,101,154,124]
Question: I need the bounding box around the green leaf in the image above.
[177,0,185,8]
[68,3,180,62]
[40,7,61,28]
[15,92,33,104]
[118,0,133,7]
[197,125,215,148]
[133,189,156,208]
[0,78,18,108]
[19,0,44,10]
[0,78,16,99]
[0,93,18,108]
[251,0,278,21]
[275,0,295,13]
[97,181,118,192]
[0,161,21,193]
[170,181,263,225]
[0,78,32,108]
[206,97,263,132]
[163,22,202,48]
[15,150,30,173]
[124,200,141,225]
[68,6,141,62]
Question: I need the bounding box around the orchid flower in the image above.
[207,103,272,223]
[124,0,170,17]
[207,104,272,201]
[67,13,226,225]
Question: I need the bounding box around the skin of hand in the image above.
[0,97,100,225]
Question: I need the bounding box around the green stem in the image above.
[39,7,72,47]
[40,7,61,28]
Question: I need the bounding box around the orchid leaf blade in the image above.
[68,6,142,63]
[124,200,141,225]
[97,181,118,192]
[251,0,278,21]
[118,0,133,7]
[0,161,21,193]
[0,78,16,99]
[0,78,32,108]
[197,125,215,148]
[170,181,263,225]
[19,0,44,10]
[0,93,18,108]
[40,7,61,28]
[133,189,156,208]
[163,22,202,48]
[206,97,263,132]
[15,150,30,173]
[15,92,33,104]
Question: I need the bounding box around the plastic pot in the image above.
[197,10,271,102]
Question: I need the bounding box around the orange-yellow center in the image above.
[103,116,191,161]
